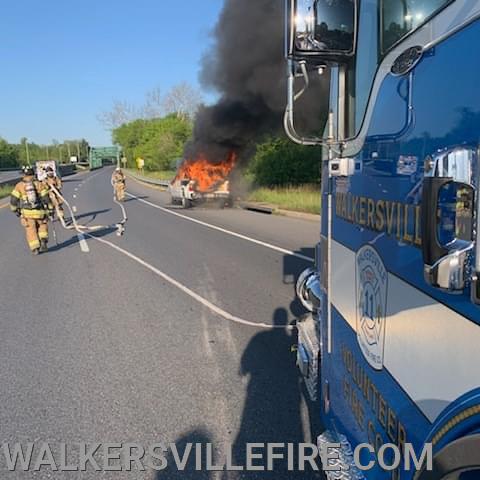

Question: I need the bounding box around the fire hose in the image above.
[48,183,127,237]
[48,181,294,331]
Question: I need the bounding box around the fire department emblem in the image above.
[355,245,388,370]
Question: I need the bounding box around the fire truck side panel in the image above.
[319,13,480,479]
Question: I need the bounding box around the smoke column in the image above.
[185,0,328,164]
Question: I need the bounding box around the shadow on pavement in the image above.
[228,307,319,479]
[73,208,112,223]
[124,195,149,203]
[48,226,118,252]
[61,179,83,183]
[155,429,214,480]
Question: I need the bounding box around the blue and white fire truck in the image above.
[286,1,480,478]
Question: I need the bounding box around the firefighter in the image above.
[43,166,64,221]
[10,166,52,255]
[111,167,126,201]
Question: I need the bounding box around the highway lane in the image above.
[0,168,321,479]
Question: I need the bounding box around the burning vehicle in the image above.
[169,152,236,208]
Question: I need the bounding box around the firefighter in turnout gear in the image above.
[112,167,126,202]
[10,166,52,255]
[43,166,64,220]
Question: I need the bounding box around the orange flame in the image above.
[174,151,237,193]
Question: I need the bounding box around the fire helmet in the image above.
[22,166,34,176]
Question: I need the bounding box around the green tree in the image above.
[249,136,321,187]
[112,114,192,171]
[0,138,20,168]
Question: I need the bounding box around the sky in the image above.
[0,0,224,146]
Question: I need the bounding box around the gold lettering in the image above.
[396,202,402,240]
[376,200,385,231]
[352,195,359,223]
[398,421,407,457]
[348,193,355,222]
[403,205,413,243]
[359,197,367,225]
[343,377,350,400]
[378,395,387,429]
[367,199,375,229]
[387,408,397,443]
[335,193,343,217]
[341,193,347,219]
[386,202,395,235]
[415,206,422,246]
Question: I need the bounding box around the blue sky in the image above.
[0,0,224,146]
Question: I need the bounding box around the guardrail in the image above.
[125,170,171,188]
[0,175,21,188]
[0,164,78,188]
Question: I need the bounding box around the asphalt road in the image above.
[0,168,320,479]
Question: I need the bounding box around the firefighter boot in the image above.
[40,239,48,253]
[32,248,39,256]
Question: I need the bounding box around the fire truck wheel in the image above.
[415,434,480,480]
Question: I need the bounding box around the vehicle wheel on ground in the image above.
[226,197,234,208]
[416,435,480,480]
[182,197,192,209]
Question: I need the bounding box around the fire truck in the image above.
[286,1,480,478]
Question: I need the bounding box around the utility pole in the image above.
[24,139,30,165]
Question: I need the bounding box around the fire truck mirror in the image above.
[422,178,474,293]
[286,0,357,62]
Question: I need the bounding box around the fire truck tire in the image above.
[415,434,480,480]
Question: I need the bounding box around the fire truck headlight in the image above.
[296,268,321,312]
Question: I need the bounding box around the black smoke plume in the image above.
[184,0,328,164]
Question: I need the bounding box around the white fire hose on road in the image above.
[49,184,127,236]
[47,181,294,331]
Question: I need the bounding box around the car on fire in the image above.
[169,177,232,209]
[169,154,236,209]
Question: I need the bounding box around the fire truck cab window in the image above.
[381,0,453,53]
[314,0,355,52]
[346,0,378,136]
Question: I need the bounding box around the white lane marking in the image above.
[77,233,90,253]
[88,233,290,330]
[126,193,314,263]
[72,206,77,213]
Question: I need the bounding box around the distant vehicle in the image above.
[168,177,232,209]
